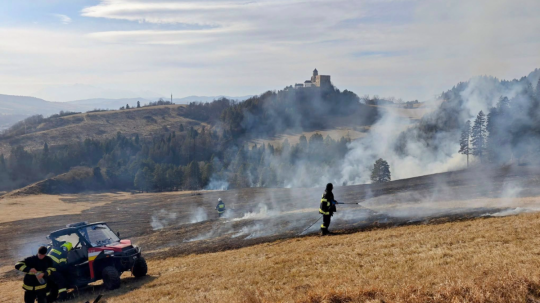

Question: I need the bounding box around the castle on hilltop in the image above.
[294,69,331,88]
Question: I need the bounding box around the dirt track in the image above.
[1,165,540,282]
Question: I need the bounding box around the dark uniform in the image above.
[15,254,55,303]
[47,242,71,301]
[319,183,337,235]
[216,200,225,217]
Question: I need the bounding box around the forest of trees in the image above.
[396,72,540,168]
[218,86,379,138]
[0,129,352,192]
[458,82,540,166]
[0,85,367,193]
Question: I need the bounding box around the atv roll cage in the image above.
[49,222,120,248]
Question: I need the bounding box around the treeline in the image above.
[395,74,540,158]
[0,129,353,192]
[215,86,379,138]
[394,72,540,167]
[181,98,233,123]
[0,84,379,192]
[459,82,540,165]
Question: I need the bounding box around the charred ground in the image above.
[1,165,539,279]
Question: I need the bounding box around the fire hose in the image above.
[337,201,380,214]
[298,215,323,235]
[298,201,380,235]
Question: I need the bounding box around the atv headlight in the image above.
[104,250,114,255]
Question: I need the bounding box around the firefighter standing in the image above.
[47,242,72,301]
[216,198,225,217]
[15,246,55,303]
[319,183,337,236]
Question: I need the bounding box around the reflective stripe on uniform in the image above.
[58,288,67,293]
[321,224,326,228]
[319,209,330,215]
[16,262,27,272]
[23,284,33,291]
[49,249,62,256]
[23,284,47,291]
[49,255,66,264]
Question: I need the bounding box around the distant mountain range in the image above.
[0,94,255,131]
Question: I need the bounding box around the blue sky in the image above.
[0,0,539,101]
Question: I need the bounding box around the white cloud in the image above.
[53,14,72,25]
[1,0,540,100]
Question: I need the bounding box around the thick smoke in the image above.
[170,69,540,243]
[248,70,540,187]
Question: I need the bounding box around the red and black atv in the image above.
[45,222,147,300]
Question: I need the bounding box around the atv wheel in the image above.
[46,282,59,302]
[132,256,148,278]
[102,266,121,290]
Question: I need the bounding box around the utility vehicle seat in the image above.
[67,247,88,266]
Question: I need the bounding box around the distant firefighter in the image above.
[216,198,225,217]
[319,183,337,236]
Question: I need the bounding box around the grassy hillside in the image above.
[1,167,540,301]
[93,213,540,302]
[2,209,540,302]
[0,105,204,156]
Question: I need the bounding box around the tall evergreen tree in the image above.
[486,107,499,164]
[458,120,471,167]
[471,111,487,162]
[134,169,145,192]
[184,161,201,189]
[370,158,391,183]
[137,101,141,108]
[153,165,167,191]
[93,167,104,184]
[201,162,213,187]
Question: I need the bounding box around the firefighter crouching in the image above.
[216,198,226,217]
[319,183,337,236]
[47,242,72,301]
[15,246,55,303]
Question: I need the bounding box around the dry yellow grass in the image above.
[0,194,113,223]
[253,128,368,147]
[4,211,540,303]
[0,104,204,156]
[0,191,210,224]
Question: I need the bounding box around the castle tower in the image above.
[311,68,319,83]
